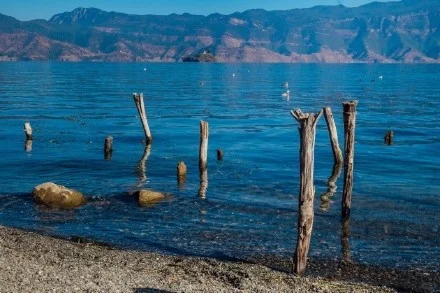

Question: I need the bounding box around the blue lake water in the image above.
[0,62,439,271]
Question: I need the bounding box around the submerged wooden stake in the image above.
[24,122,33,140]
[323,107,343,164]
[133,93,152,145]
[104,136,113,160]
[384,130,393,145]
[177,161,187,189]
[199,121,209,198]
[217,149,224,161]
[341,101,358,222]
[290,108,323,276]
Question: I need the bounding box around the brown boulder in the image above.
[33,182,86,209]
[135,189,168,206]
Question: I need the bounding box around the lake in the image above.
[0,62,439,271]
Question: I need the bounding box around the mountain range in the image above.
[0,0,439,63]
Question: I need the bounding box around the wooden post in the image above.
[104,136,113,160]
[341,101,358,221]
[217,149,224,161]
[24,122,33,140]
[290,109,323,276]
[133,93,152,145]
[177,161,187,189]
[384,130,393,145]
[199,121,209,198]
[323,107,343,164]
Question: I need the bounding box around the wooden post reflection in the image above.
[319,162,342,211]
[137,144,151,187]
[25,139,32,152]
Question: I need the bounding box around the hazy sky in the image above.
[1,0,396,21]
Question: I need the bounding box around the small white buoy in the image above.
[232,73,235,77]
[144,68,147,71]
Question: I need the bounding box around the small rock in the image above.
[135,189,168,206]
[32,182,86,209]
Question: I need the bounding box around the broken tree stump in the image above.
[290,108,323,276]
[24,122,33,140]
[104,136,113,160]
[384,130,393,145]
[133,93,152,145]
[341,101,358,221]
[198,121,209,198]
[323,107,343,164]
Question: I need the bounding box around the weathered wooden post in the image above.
[217,149,224,161]
[341,101,358,221]
[384,130,393,145]
[24,122,33,140]
[177,161,187,189]
[104,136,113,160]
[198,121,209,198]
[290,109,323,276]
[323,107,343,164]
[133,93,152,145]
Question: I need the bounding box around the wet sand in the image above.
[0,225,438,292]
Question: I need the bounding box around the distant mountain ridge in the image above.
[0,0,439,62]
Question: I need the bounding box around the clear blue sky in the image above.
[1,0,396,21]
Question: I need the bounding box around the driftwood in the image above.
[104,136,113,160]
[323,107,343,164]
[133,93,152,145]
[198,121,209,198]
[341,101,358,221]
[290,108,323,276]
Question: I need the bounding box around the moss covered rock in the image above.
[33,182,86,209]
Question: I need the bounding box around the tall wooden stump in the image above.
[198,121,209,198]
[104,136,113,160]
[341,101,358,221]
[323,107,343,164]
[133,93,152,145]
[290,109,323,275]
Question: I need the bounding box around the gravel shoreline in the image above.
[0,226,437,292]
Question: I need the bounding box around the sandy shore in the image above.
[0,226,438,292]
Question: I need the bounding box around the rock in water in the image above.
[136,190,167,206]
[33,182,86,209]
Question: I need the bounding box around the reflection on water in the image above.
[0,63,439,271]
[319,163,342,211]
